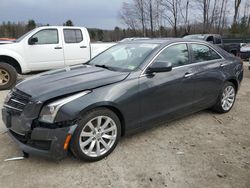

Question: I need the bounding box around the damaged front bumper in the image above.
[7,124,77,160]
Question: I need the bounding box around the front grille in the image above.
[4,89,31,115]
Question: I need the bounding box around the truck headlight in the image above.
[39,90,91,123]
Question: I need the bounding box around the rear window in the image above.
[191,44,222,63]
[63,29,83,43]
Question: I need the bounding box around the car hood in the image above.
[16,65,130,101]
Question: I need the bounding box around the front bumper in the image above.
[7,125,77,160]
[2,106,77,160]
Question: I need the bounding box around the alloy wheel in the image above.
[79,116,117,157]
[221,85,235,111]
[0,68,10,86]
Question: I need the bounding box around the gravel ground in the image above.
[0,63,249,188]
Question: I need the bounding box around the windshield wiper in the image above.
[94,64,114,71]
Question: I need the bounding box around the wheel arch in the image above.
[226,78,238,93]
[78,102,126,137]
[0,55,22,74]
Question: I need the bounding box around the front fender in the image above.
[54,91,123,123]
[0,48,28,73]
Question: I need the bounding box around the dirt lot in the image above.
[0,63,249,188]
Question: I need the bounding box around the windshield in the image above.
[89,43,159,72]
[184,35,205,40]
[15,29,36,42]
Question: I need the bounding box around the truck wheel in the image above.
[0,62,17,90]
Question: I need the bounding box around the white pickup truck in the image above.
[0,26,116,89]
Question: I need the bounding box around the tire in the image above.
[212,82,236,113]
[0,62,17,90]
[70,108,121,162]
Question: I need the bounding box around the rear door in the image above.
[63,28,91,66]
[188,43,225,109]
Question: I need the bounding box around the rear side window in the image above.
[191,44,221,63]
[155,44,189,67]
[64,29,83,43]
[31,29,58,44]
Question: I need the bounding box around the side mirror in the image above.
[28,37,38,45]
[146,61,172,74]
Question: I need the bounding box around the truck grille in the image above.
[4,89,31,115]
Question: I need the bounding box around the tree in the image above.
[179,0,190,35]
[26,19,36,31]
[63,20,74,26]
[97,29,104,41]
[162,0,180,36]
[120,2,138,31]
[233,0,242,25]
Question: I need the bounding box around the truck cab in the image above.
[0,26,115,90]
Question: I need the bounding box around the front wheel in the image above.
[212,82,236,113]
[71,108,121,162]
[0,62,17,90]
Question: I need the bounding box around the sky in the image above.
[0,0,126,29]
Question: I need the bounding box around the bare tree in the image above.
[120,0,147,36]
[120,2,138,31]
[135,0,147,36]
[233,0,242,25]
[162,0,179,36]
[217,0,226,33]
[179,0,190,34]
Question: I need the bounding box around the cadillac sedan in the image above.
[2,39,243,161]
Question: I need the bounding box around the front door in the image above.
[25,28,65,71]
[138,43,195,126]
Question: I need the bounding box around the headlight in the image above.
[39,90,91,123]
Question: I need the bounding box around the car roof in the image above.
[121,38,208,45]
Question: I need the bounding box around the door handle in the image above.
[220,63,227,67]
[54,46,62,49]
[80,46,87,48]
[184,72,194,78]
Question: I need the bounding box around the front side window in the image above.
[64,29,83,43]
[155,44,189,67]
[191,44,221,63]
[31,29,58,44]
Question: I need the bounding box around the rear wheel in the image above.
[212,82,236,113]
[0,62,17,90]
[71,108,121,161]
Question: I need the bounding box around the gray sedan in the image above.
[2,39,244,161]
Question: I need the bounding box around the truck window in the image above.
[31,29,58,44]
[191,44,221,63]
[63,29,83,43]
[215,37,222,44]
[206,36,214,44]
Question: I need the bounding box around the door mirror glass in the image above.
[28,37,38,45]
[147,61,172,74]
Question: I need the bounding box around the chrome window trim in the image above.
[140,41,225,77]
